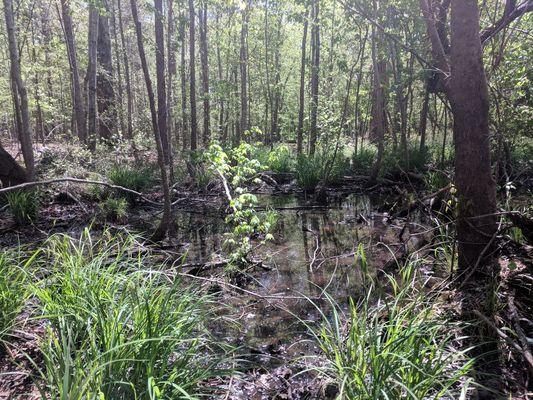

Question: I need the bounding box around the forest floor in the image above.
[0,141,532,399]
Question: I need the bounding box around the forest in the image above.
[0,0,532,398]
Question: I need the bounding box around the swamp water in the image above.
[174,194,431,368]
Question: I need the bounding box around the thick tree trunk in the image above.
[0,141,26,187]
[296,9,309,155]
[130,0,172,241]
[60,0,87,144]
[199,0,211,146]
[97,3,116,143]
[117,0,134,140]
[309,0,320,156]
[189,0,198,151]
[155,0,170,163]
[449,0,497,271]
[3,0,35,180]
[86,4,99,151]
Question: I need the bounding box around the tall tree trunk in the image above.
[86,4,99,151]
[155,0,170,163]
[110,0,126,137]
[449,0,497,271]
[296,8,309,155]
[3,0,35,180]
[130,0,172,241]
[216,11,225,141]
[167,0,176,146]
[239,0,250,141]
[117,0,134,140]
[60,0,87,144]
[97,2,116,143]
[188,0,198,151]
[199,0,210,146]
[369,11,387,183]
[309,0,320,156]
[418,82,430,152]
[180,5,189,151]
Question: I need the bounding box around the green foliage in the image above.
[352,146,376,175]
[381,145,430,178]
[295,149,349,191]
[99,197,128,222]
[261,144,294,175]
[29,229,224,400]
[107,164,153,202]
[0,252,28,345]
[6,189,40,225]
[305,255,473,399]
[206,143,274,268]
[423,170,450,192]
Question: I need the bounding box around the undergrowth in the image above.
[6,189,40,224]
[305,251,474,399]
[21,229,228,399]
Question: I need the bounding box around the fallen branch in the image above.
[0,177,159,205]
[473,309,523,353]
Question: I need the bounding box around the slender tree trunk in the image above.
[110,0,126,137]
[60,0,87,144]
[180,6,189,151]
[216,11,225,141]
[239,0,251,140]
[130,0,172,241]
[449,0,497,271]
[369,11,387,183]
[296,8,309,155]
[86,4,99,151]
[418,83,430,152]
[97,2,116,143]
[199,0,210,146]
[167,0,176,146]
[117,0,134,140]
[155,0,170,163]
[3,0,35,180]
[189,0,198,151]
[353,26,368,156]
[309,0,320,156]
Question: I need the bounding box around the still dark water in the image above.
[174,194,430,366]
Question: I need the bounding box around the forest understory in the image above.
[0,0,532,398]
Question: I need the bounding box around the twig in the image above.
[472,309,523,353]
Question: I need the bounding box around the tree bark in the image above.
[155,0,170,163]
[96,2,116,143]
[296,8,309,155]
[3,0,35,181]
[449,0,497,271]
[199,0,210,146]
[117,0,134,140]
[86,4,99,151]
[130,0,172,241]
[180,5,189,151]
[60,0,87,144]
[189,0,198,151]
[309,0,320,156]
[0,141,26,187]
[239,0,251,140]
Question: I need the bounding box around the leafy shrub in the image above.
[99,197,128,222]
[0,252,27,344]
[30,230,225,399]
[266,144,293,175]
[6,189,40,224]
[306,254,473,399]
[424,170,450,191]
[352,146,376,175]
[107,164,153,202]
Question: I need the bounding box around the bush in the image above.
[107,164,153,202]
[352,146,376,175]
[0,252,27,345]
[99,197,128,222]
[30,230,226,399]
[266,144,293,175]
[296,153,322,192]
[6,189,40,225]
[305,252,473,399]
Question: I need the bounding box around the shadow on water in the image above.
[174,193,429,367]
